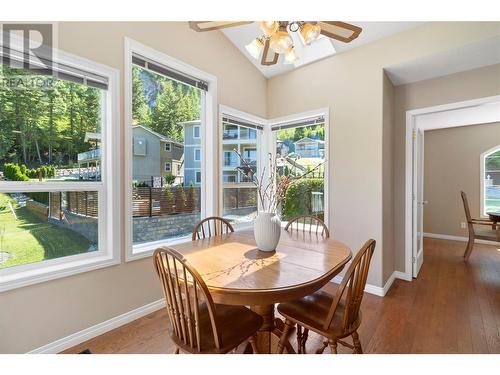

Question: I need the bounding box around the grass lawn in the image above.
[0,193,92,269]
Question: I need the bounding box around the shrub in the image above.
[164,173,176,185]
[2,163,29,181]
[282,178,324,220]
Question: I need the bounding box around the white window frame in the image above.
[194,148,201,162]
[0,36,121,292]
[219,105,267,229]
[165,143,171,152]
[193,125,201,139]
[165,162,171,172]
[124,38,217,261]
[195,171,202,184]
[480,145,500,217]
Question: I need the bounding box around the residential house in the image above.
[132,125,184,184]
[293,137,325,158]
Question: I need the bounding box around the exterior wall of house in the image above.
[132,126,160,183]
[183,122,202,186]
[294,139,321,158]
[160,141,184,182]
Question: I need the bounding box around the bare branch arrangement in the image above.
[233,148,325,214]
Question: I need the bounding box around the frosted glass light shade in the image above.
[300,23,321,45]
[259,21,279,37]
[245,38,264,59]
[284,47,299,64]
[270,30,293,54]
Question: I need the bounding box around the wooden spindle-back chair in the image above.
[154,247,262,354]
[285,215,330,237]
[277,239,376,354]
[192,216,234,240]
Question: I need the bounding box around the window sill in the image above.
[127,235,193,262]
[0,251,120,293]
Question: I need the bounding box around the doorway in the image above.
[405,95,500,278]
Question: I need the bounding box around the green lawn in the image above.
[0,193,92,269]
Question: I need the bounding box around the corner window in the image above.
[0,38,119,291]
[272,115,327,224]
[481,145,500,216]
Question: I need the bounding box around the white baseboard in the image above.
[423,232,499,245]
[28,299,166,354]
[330,270,407,297]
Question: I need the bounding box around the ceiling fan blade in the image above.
[318,21,362,43]
[189,21,253,32]
[260,39,279,66]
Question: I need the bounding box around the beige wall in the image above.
[393,64,500,272]
[2,21,500,353]
[0,21,267,354]
[423,122,500,237]
[268,22,500,287]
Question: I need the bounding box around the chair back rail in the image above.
[284,215,330,237]
[461,191,473,223]
[192,216,234,240]
[323,239,376,333]
[154,247,222,352]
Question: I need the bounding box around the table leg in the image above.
[247,304,295,354]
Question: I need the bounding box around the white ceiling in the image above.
[385,36,500,86]
[222,22,424,78]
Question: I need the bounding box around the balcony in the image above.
[77,148,101,162]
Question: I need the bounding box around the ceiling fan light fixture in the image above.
[270,29,293,54]
[245,38,264,59]
[284,47,299,64]
[259,21,279,37]
[300,23,321,45]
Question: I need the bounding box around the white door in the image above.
[412,128,425,277]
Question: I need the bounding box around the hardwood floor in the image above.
[63,238,500,354]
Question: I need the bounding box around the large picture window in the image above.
[125,39,216,259]
[0,36,119,291]
[481,145,500,216]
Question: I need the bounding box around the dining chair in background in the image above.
[192,216,234,240]
[153,247,263,353]
[285,215,330,238]
[461,191,500,261]
[276,239,376,354]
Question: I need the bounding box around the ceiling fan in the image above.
[189,21,362,66]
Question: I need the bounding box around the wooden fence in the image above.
[132,186,201,217]
[49,191,99,219]
[48,186,201,219]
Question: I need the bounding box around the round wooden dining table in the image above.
[486,211,500,229]
[169,227,352,353]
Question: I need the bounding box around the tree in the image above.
[132,65,151,126]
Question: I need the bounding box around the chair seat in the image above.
[175,303,262,353]
[277,290,361,339]
[474,228,500,241]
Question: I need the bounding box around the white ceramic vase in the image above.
[254,212,281,252]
